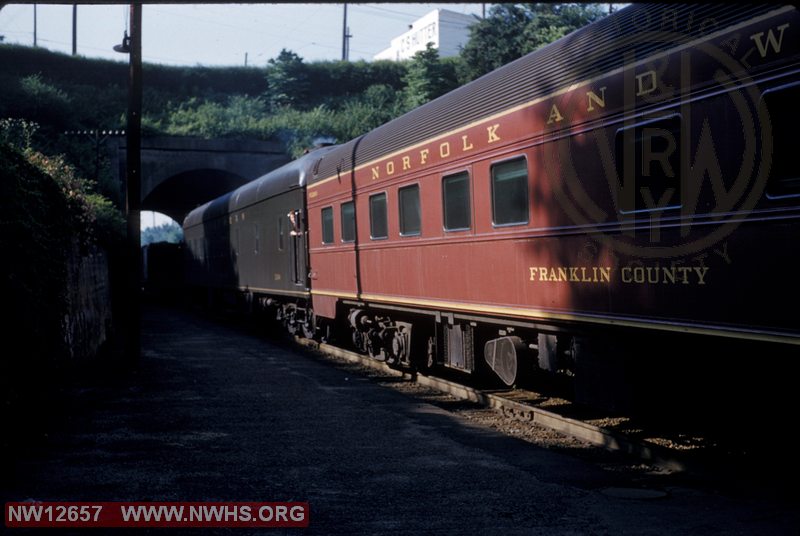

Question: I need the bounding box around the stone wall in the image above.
[62,243,113,361]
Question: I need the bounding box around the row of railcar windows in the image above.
[317,86,798,245]
[319,156,529,244]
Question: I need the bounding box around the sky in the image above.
[0,3,486,66]
[1,3,485,228]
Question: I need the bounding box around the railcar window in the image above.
[615,115,682,213]
[277,217,285,251]
[763,84,800,198]
[341,201,355,242]
[321,206,334,244]
[491,157,529,226]
[443,171,471,231]
[369,193,388,239]
[399,185,421,236]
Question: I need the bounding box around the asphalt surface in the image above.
[3,305,797,535]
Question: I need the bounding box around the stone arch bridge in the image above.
[107,136,290,224]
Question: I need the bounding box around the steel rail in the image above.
[296,338,703,473]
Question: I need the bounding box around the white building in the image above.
[373,9,478,61]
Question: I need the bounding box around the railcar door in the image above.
[288,209,305,286]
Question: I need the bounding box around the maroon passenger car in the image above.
[305,3,799,403]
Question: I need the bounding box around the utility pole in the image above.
[341,3,351,61]
[0,3,6,43]
[33,4,37,46]
[124,2,142,364]
[71,3,77,55]
[244,52,248,66]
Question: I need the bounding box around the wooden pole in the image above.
[124,2,142,363]
[72,4,76,55]
[342,3,348,61]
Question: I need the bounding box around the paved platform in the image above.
[2,306,797,534]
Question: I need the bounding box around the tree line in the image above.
[148,4,608,157]
[0,3,608,188]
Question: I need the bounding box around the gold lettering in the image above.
[635,70,657,96]
[487,124,501,143]
[750,23,790,58]
[420,148,430,165]
[402,156,411,170]
[547,104,563,124]
[618,265,708,284]
[440,142,451,158]
[528,266,614,283]
[694,266,709,285]
[386,161,395,175]
[371,166,380,180]
[586,86,607,112]
[461,135,474,151]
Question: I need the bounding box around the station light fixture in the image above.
[113,30,131,54]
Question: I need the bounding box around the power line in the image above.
[147,4,329,59]
[356,4,422,20]
[3,3,482,65]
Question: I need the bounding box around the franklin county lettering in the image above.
[529,266,709,285]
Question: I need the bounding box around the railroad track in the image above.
[295,337,727,475]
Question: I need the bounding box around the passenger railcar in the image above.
[184,147,336,335]
[185,3,799,412]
